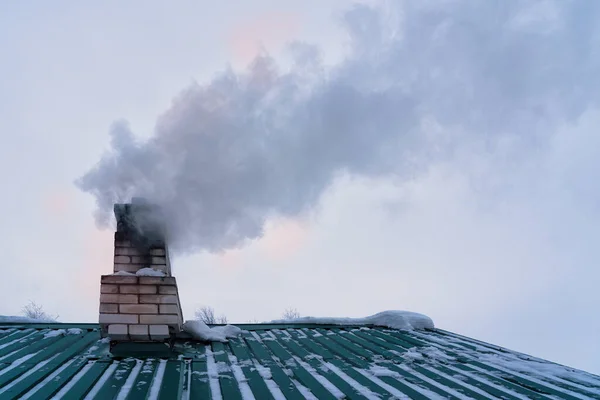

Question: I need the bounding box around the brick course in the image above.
[100,294,138,304]
[120,285,157,294]
[119,304,158,314]
[139,294,178,304]
[100,313,138,324]
[139,277,176,285]
[131,256,149,264]
[140,314,180,325]
[114,247,142,256]
[101,276,138,285]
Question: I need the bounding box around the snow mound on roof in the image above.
[0,316,56,323]
[183,320,243,342]
[271,310,434,330]
[43,328,83,339]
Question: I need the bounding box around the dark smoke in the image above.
[77,0,600,253]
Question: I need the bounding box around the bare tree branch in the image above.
[195,306,227,324]
[22,301,58,322]
[282,308,301,320]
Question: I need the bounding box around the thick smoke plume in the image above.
[77,0,600,253]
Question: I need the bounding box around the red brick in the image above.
[151,256,166,265]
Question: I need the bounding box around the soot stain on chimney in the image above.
[114,198,167,267]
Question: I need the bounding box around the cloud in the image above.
[227,11,302,66]
[76,0,600,260]
[256,217,310,262]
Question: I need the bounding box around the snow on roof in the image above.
[271,310,435,330]
[0,323,598,399]
[181,310,433,344]
[0,316,56,323]
[182,320,243,342]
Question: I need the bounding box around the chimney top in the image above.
[114,198,166,249]
[131,196,149,205]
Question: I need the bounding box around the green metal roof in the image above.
[0,323,599,399]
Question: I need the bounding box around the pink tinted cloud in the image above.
[42,188,72,217]
[216,248,244,268]
[212,217,311,268]
[227,11,302,65]
[257,217,311,262]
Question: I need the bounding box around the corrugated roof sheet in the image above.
[0,323,598,399]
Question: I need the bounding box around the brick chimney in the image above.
[99,198,184,345]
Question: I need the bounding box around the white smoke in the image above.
[77,0,600,253]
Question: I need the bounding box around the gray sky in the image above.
[1,0,599,375]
